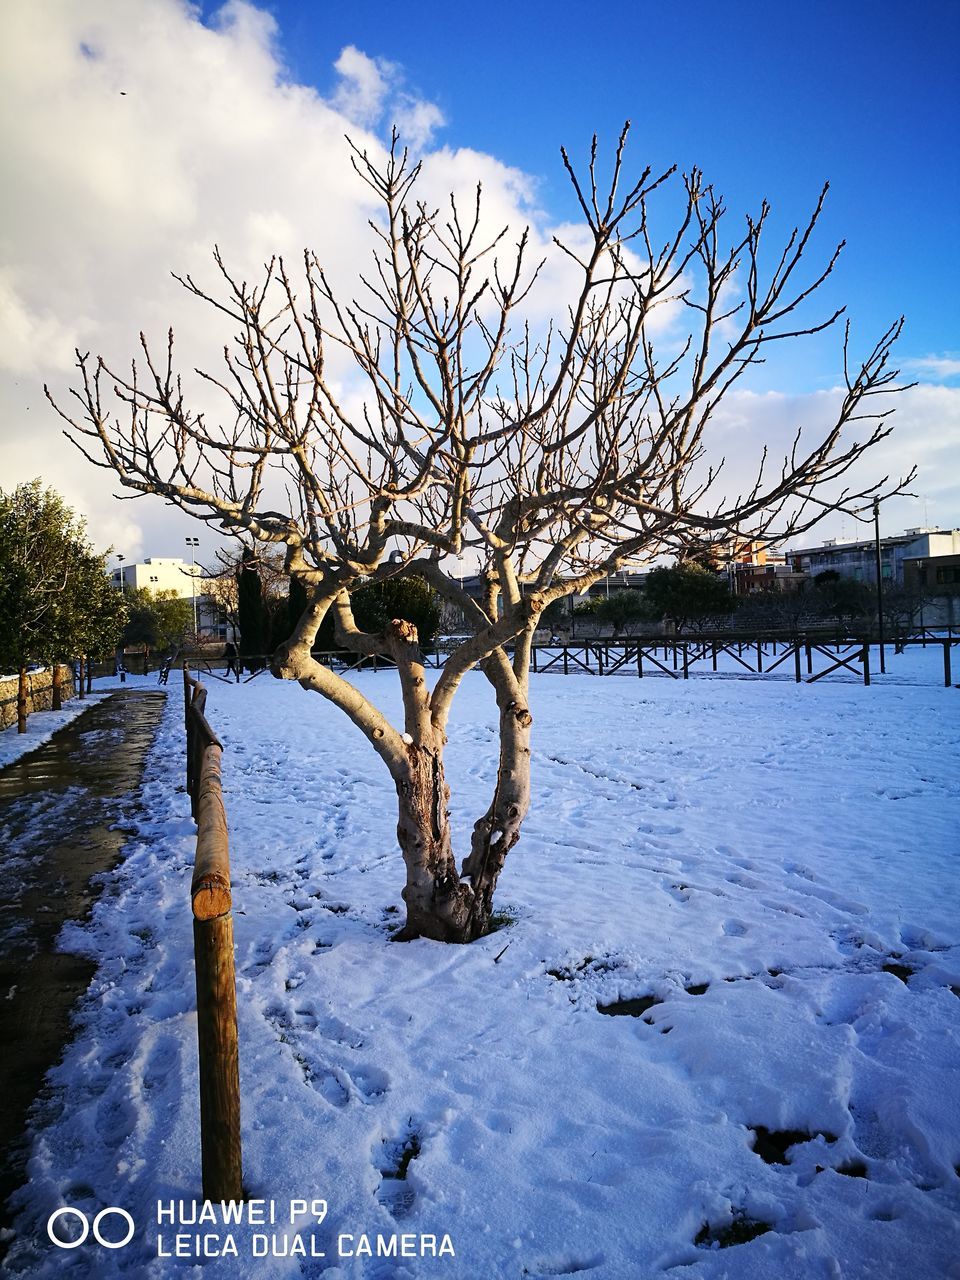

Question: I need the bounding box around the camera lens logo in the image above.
[47,1207,135,1249]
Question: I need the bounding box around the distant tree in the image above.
[49,549,126,699]
[208,544,285,645]
[811,572,873,633]
[0,480,117,730]
[732,586,810,635]
[237,548,271,670]
[643,564,736,633]
[121,587,191,669]
[316,575,441,655]
[880,585,924,651]
[579,590,656,636]
[284,575,310,647]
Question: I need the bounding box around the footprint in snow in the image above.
[725,871,764,890]
[352,1064,390,1101]
[376,1128,422,1220]
[722,919,748,937]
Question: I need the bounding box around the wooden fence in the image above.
[204,630,956,689]
[183,665,242,1202]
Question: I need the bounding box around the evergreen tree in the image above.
[237,548,270,670]
[0,480,121,730]
[643,564,736,633]
[581,590,656,636]
[314,575,441,655]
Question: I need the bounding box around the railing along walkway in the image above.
[183,665,242,1202]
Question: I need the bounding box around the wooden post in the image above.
[712,642,717,672]
[191,742,242,1203]
[637,648,643,678]
[862,643,871,686]
[194,910,242,1203]
[682,644,689,680]
[794,644,802,684]
[17,667,27,734]
[944,640,952,688]
[563,646,569,676]
[806,640,813,675]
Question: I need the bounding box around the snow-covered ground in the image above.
[3,650,959,1279]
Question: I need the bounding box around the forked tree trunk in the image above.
[17,666,28,733]
[393,703,533,943]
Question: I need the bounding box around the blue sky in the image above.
[1,0,957,560]
[241,0,960,378]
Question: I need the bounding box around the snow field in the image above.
[3,656,959,1279]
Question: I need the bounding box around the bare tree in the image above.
[49,127,913,941]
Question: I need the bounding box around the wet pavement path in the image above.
[0,689,167,1244]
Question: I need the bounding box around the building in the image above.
[111,556,229,639]
[786,528,960,587]
[111,556,203,597]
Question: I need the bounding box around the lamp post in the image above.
[872,498,885,674]
[185,537,199,637]
[115,553,125,592]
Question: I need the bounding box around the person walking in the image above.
[224,639,240,682]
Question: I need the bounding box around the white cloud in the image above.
[394,96,446,152]
[332,45,396,127]
[331,44,445,149]
[704,382,960,546]
[903,354,960,380]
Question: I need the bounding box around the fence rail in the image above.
[184,665,242,1203]
[209,631,955,689]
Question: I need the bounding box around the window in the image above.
[936,566,960,585]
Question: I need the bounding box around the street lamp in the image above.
[185,537,199,637]
[115,553,125,592]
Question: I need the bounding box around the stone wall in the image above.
[0,666,76,731]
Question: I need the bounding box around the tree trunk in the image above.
[78,655,85,699]
[51,663,62,711]
[462,694,532,935]
[17,667,28,733]
[394,742,474,942]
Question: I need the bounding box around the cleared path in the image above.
[0,689,166,1249]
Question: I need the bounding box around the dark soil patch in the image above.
[597,994,662,1017]
[750,1125,837,1164]
[695,1211,772,1249]
[882,962,913,984]
[380,1130,422,1180]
